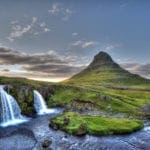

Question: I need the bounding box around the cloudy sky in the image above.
[0,0,149,82]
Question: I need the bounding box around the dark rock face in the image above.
[88,51,120,69]
[38,86,55,102]
[9,85,35,117]
[91,51,114,65]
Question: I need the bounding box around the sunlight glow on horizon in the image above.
[28,77,68,82]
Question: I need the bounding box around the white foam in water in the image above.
[144,126,150,131]
[0,85,29,127]
[0,118,28,127]
[34,90,57,115]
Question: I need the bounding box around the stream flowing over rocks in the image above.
[0,109,150,150]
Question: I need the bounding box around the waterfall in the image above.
[34,90,56,115]
[0,86,28,127]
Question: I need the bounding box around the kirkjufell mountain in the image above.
[66,51,150,88]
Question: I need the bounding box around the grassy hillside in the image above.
[48,85,150,118]
[65,52,150,89]
[0,76,48,87]
[49,52,150,118]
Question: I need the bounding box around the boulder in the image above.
[105,95,111,102]
[99,95,111,102]
[42,139,52,149]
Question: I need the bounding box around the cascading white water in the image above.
[34,90,56,115]
[0,86,28,127]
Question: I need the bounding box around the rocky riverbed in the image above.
[0,109,150,150]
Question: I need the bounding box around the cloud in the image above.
[0,48,64,65]
[8,24,32,42]
[105,44,119,51]
[48,3,73,21]
[48,3,61,15]
[8,17,50,41]
[23,64,84,76]
[66,39,99,57]
[44,28,50,32]
[121,63,150,79]
[82,41,96,48]
[0,48,85,79]
[40,22,46,28]
[72,32,78,37]
[71,40,97,48]
[8,17,37,42]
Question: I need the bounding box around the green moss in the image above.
[50,112,143,136]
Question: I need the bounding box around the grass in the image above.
[66,67,150,89]
[48,85,150,118]
[0,76,52,87]
[51,55,150,118]
[50,112,143,136]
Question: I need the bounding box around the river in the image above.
[0,109,150,150]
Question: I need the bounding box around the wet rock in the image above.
[42,139,52,149]
[64,134,68,138]
[75,123,87,136]
[49,122,59,130]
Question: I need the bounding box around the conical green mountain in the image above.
[67,51,150,88]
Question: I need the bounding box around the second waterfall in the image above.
[34,90,57,115]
